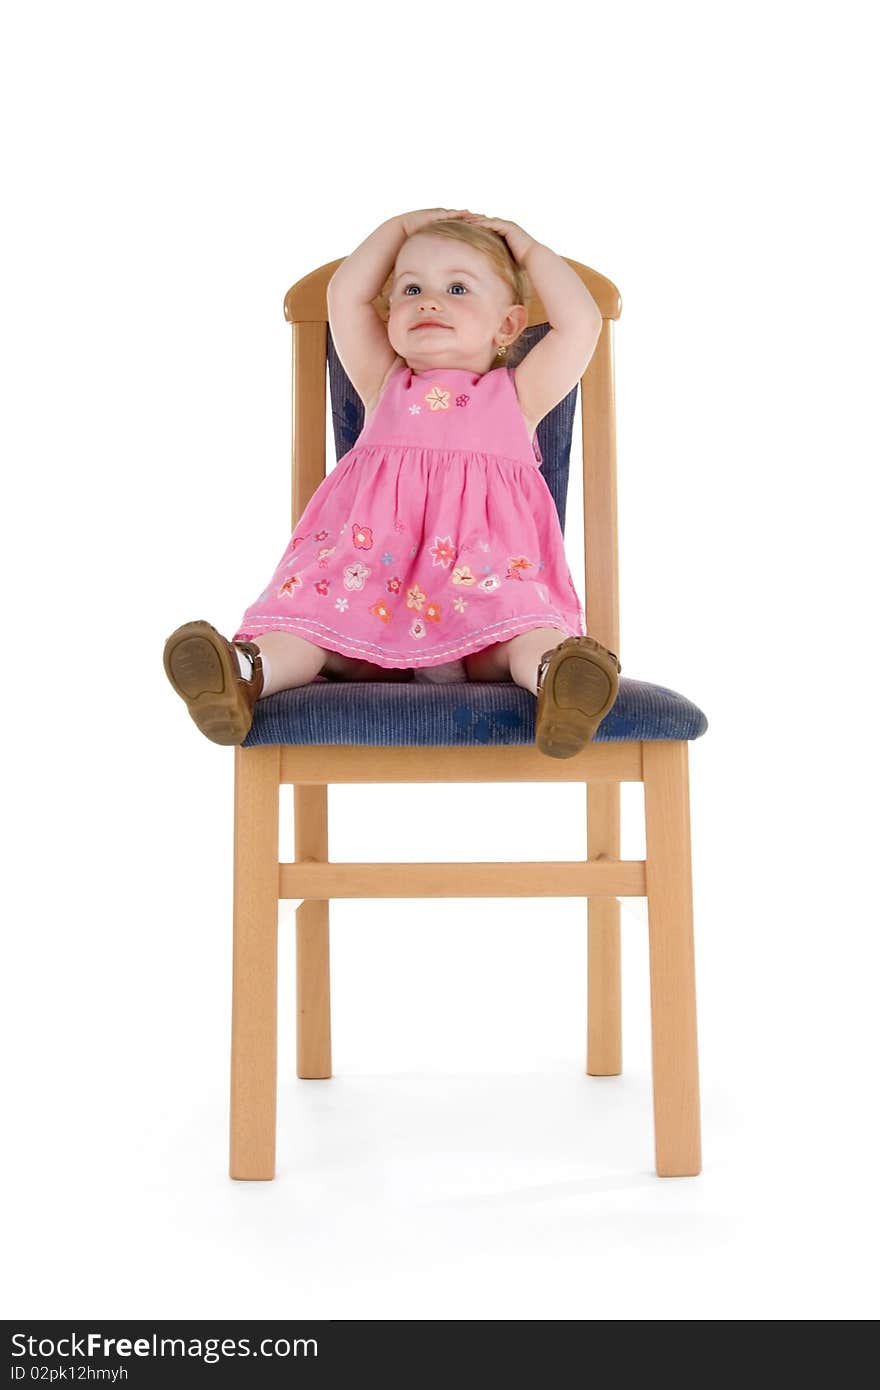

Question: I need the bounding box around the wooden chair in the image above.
[229,257,708,1181]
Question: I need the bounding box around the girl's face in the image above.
[387,234,526,373]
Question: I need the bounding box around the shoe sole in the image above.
[163,620,255,746]
[535,641,619,759]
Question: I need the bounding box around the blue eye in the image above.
[402,283,468,296]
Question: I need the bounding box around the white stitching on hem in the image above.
[233,612,582,664]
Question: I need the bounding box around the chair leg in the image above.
[642,740,702,1177]
[230,744,281,1180]
[586,783,622,1075]
[294,785,332,1079]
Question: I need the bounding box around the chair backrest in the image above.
[283,258,622,657]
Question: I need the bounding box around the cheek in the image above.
[455,301,483,325]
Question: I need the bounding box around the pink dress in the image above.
[231,363,586,670]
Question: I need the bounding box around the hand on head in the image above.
[398,208,475,237]
[396,209,537,265]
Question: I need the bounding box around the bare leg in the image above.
[464,628,570,693]
[506,627,572,695]
[462,640,512,683]
[250,632,325,695]
[252,631,410,696]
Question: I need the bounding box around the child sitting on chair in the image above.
[163,207,620,758]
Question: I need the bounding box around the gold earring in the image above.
[496,344,508,358]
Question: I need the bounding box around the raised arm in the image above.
[327,209,472,411]
[462,214,603,430]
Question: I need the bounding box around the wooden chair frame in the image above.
[229,259,701,1181]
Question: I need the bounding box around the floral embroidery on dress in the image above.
[425,386,450,411]
[335,597,349,612]
[455,393,470,407]
[394,520,405,532]
[352,524,373,549]
[506,556,535,581]
[409,618,427,639]
[408,403,421,415]
[317,546,336,567]
[453,596,468,613]
[430,535,456,568]
[370,599,392,624]
[314,579,330,595]
[478,574,501,592]
[424,601,441,623]
[314,530,329,542]
[343,561,370,590]
[279,574,302,598]
[406,584,426,611]
[387,576,402,593]
[451,564,476,586]
[381,551,393,565]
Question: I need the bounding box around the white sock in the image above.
[234,645,254,678]
[235,645,271,695]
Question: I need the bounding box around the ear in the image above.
[502,304,529,337]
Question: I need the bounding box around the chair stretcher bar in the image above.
[278,742,644,784]
[278,859,647,899]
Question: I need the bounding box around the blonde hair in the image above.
[376,220,533,370]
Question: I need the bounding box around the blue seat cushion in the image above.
[241,675,708,747]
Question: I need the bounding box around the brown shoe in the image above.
[534,635,621,759]
[163,619,264,746]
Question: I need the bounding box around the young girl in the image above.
[163,207,621,758]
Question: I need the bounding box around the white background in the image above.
[3,0,878,1321]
